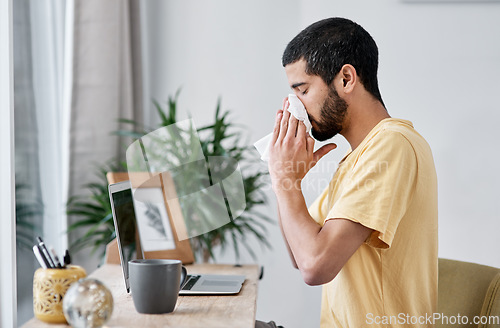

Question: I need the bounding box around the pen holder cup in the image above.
[33,265,87,324]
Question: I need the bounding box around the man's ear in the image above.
[339,64,357,94]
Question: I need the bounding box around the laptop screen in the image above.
[109,181,140,292]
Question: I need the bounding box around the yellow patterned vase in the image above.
[33,265,87,324]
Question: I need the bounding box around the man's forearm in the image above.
[275,188,322,275]
[277,203,298,269]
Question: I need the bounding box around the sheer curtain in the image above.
[13,0,66,323]
[13,0,144,324]
[67,0,144,270]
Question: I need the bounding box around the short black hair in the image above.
[282,17,384,106]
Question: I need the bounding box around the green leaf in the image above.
[153,99,170,126]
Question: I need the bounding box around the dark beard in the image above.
[309,85,348,142]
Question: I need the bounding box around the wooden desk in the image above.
[22,263,260,328]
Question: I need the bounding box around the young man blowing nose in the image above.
[262,17,438,328]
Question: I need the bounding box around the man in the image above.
[264,17,438,327]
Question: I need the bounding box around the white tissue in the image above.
[253,94,312,162]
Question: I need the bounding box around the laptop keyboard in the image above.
[182,275,201,290]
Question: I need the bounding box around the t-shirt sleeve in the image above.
[308,186,329,226]
[325,131,418,249]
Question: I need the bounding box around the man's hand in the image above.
[268,98,337,193]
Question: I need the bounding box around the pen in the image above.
[33,245,49,269]
[64,249,71,267]
[37,237,55,268]
[50,247,63,268]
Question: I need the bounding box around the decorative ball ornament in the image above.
[63,278,114,328]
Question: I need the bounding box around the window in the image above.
[0,0,16,326]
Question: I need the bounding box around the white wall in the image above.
[142,1,500,327]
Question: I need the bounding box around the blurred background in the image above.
[9,0,500,326]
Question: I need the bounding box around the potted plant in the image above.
[67,91,272,262]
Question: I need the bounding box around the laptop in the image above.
[108,180,246,295]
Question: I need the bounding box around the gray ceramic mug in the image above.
[128,259,187,314]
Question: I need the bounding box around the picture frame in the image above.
[106,172,194,264]
[402,0,500,2]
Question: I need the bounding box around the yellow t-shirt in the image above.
[308,118,438,328]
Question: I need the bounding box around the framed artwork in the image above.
[132,187,176,252]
